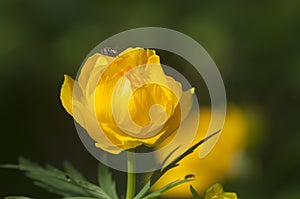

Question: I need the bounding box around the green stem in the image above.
[126,149,136,199]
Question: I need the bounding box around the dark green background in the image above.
[1,0,300,198]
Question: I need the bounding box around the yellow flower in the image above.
[152,105,248,198]
[60,48,194,154]
[204,184,238,199]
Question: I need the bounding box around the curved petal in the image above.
[128,84,177,130]
[143,55,168,87]
[179,88,195,120]
[166,76,182,103]
[100,48,156,81]
[60,74,75,115]
[78,53,113,91]
[61,75,123,153]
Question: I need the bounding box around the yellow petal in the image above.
[128,84,178,131]
[166,76,182,102]
[60,74,75,115]
[144,55,168,87]
[100,48,156,81]
[111,76,141,134]
[68,92,127,154]
[151,88,194,148]
[78,53,113,91]
[95,142,123,154]
[60,74,121,153]
[180,88,195,120]
[118,48,156,66]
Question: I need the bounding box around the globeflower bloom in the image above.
[60,48,194,154]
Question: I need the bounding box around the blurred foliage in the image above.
[0,0,299,198]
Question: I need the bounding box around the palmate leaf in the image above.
[1,157,112,199]
[33,181,75,197]
[142,179,193,199]
[63,161,87,181]
[134,130,221,199]
[72,177,112,198]
[97,163,118,199]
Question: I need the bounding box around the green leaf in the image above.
[157,130,221,181]
[33,181,72,197]
[71,178,112,199]
[19,158,90,196]
[63,161,87,181]
[160,145,180,168]
[30,173,88,197]
[190,185,201,199]
[0,164,20,169]
[1,157,112,199]
[97,163,118,199]
[134,130,221,199]
[134,181,151,199]
[142,179,193,199]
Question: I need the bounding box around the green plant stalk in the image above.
[126,149,136,199]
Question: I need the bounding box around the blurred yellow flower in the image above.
[203,184,238,199]
[152,105,248,198]
[60,48,194,154]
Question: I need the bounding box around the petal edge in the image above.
[60,74,75,116]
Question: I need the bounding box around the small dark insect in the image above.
[185,174,196,180]
[100,47,120,57]
[65,174,71,181]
